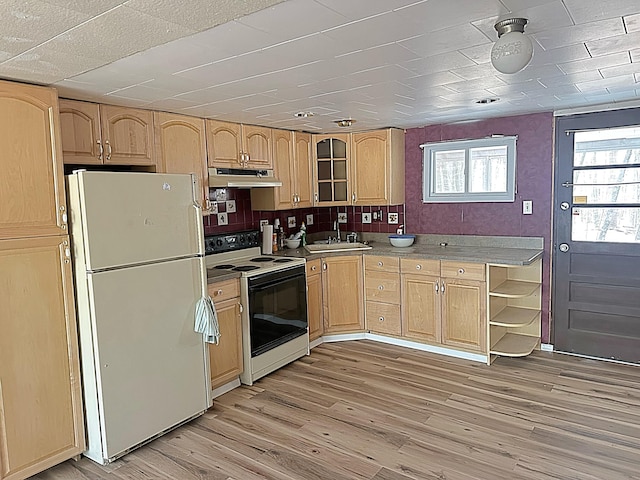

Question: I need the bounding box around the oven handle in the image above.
[248,267,305,291]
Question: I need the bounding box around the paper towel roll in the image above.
[262,225,273,254]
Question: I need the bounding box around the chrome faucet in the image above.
[333,220,341,243]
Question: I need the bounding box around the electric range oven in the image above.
[204,230,309,385]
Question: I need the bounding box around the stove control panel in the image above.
[205,230,261,255]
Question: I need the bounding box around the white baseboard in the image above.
[211,378,240,399]
[316,332,487,364]
[541,343,554,352]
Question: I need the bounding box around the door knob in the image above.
[559,243,570,252]
[560,202,570,211]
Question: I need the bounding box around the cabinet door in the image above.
[401,274,441,343]
[322,255,364,333]
[208,298,243,389]
[313,134,350,206]
[352,130,388,205]
[154,112,209,212]
[100,105,155,166]
[0,236,84,480]
[294,132,314,208]
[206,119,242,168]
[441,279,487,352]
[243,125,273,169]
[273,129,295,209]
[59,99,103,165]
[307,269,324,342]
[0,81,67,240]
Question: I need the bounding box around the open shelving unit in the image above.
[487,259,542,364]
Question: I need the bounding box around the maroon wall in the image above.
[404,112,554,342]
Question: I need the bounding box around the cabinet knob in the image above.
[378,316,385,322]
[311,265,317,271]
[216,289,223,296]
[458,268,465,274]
[416,264,422,270]
[378,261,383,267]
[378,285,384,291]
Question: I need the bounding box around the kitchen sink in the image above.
[304,242,372,253]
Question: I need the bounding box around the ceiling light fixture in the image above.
[335,119,356,127]
[294,111,314,118]
[490,18,533,74]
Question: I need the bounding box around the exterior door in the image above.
[554,109,640,363]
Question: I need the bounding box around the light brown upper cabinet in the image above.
[59,99,155,167]
[351,128,405,206]
[250,130,313,210]
[312,133,351,206]
[0,80,68,240]
[206,119,273,169]
[154,112,210,213]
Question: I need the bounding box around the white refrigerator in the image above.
[66,171,211,465]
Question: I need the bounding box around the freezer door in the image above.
[81,257,209,462]
[68,171,203,270]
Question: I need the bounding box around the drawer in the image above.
[306,258,322,276]
[365,272,400,304]
[365,255,399,273]
[208,278,240,303]
[400,258,440,276]
[441,261,485,282]
[366,301,401,335]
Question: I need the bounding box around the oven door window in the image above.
[248,266,308,357]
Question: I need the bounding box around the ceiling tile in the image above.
[43,5,195,64]
[626,13,640,32]
[538,69,603,87]
[124,0,284,32]
[586,31,640,57]
[447,76,509,93]
[599,61,640,78]
[402,51,477,76]
[0,47,99,83]
[533,18,625,50]
[394,0,506,31]
[559,51,630,74]
[575,73,636,93]
[400,23,490,58]
[528,44,590,67]
[0,0,89,57]
[45,0,126,15]
[187,20,278,57]
[459,44,493,64]
[563,0,640,24]
[313,0,421,22]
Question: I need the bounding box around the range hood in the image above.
[208,167,282,188]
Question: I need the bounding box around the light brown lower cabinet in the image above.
[208,279,243,389]
[401,258,487,353]
[306,259,324,341]
[364,256,401,335]
[322,255,364,334]
[0,236,85,480]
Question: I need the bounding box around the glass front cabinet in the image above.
[313,134,351,206]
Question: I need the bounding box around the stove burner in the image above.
[233,265,261,272]
[251,257,274,263]
[273,258,293,263]
[213,264,235,269]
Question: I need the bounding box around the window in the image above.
[422,136,517,203]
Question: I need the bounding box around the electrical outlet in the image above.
[209,203,218,214]
[217,213,228,226]
[523,200,533,215]
[337,212,347,223]
[213,188,227,202]
[362,212,372,224]
[306,214,314,226]
[225,200,236,213]
[388,212,399,224]
[288,216,296,228]
[260,219,269,231]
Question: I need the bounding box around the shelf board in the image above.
[490,307,539,328]
[490,333,539,357]
[490,280,539,298]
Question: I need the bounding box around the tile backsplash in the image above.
[203,188,403,237]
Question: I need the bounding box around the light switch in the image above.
[226,200,236,213]
[523,200,533,215]
[306,214,314,226]
[362,212,372,224]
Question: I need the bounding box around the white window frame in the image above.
[421,136,517,203]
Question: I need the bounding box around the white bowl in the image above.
[285,238,301,249]
[389,234,415,248]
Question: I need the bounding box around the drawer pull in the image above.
[378,316,385,322]
[458,268,465,274]
[435,282,439,294]
[416,264,422,270]
[311,265,317,271]
[216,289,223,296]
[378,261,383,267]
[378,285,384,291]
[441,281,446,294]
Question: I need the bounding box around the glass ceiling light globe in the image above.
[491,18,533,74]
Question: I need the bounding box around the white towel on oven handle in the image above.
[195,295,220,345]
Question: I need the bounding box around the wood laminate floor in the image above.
[34,341,640,480]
